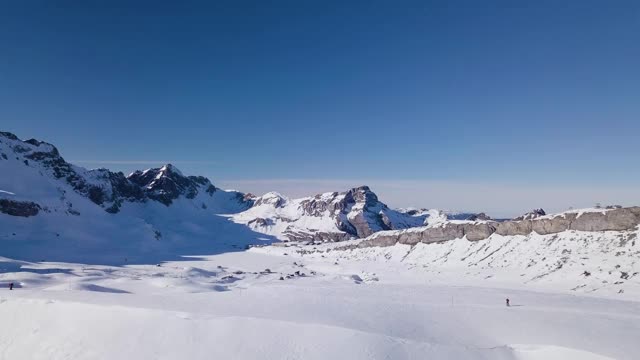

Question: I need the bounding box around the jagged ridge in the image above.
[0,131,252,215]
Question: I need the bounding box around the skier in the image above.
[505,298,510,307]
[9,282,14,290]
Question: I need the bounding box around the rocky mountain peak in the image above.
[0,131,19,141]
[253,192,288,208]
[514,208,546,221]
[0,131,60,160]
[297,186,383,218]
[344,185,378,204]
[158,163,183,176]
[233,185,427,242]
[350,185,372,193]
[290,186,421,239]
[0,131,117,209]
[127,164,216,206]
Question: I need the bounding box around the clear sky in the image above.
[1,1,639,217]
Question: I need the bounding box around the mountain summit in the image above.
[0,131,258,263]
[128,164,217,206]
[233,185,434,242]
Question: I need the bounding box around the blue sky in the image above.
[1,1,639,216]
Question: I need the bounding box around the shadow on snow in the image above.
[0,214,278,267]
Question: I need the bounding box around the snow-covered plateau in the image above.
[1,130,639,359]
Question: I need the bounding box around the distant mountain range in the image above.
[1,130,639,264]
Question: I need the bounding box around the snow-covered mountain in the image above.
[3,130,640,271]
[0,131,253,214]
[0,131,263,264]
[5,130,476,263]
[230,187,483,242]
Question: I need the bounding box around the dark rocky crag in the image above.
[128,164,217,206]
[0,199,41,217]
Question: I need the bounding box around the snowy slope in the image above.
[0,247,637,359]
[231,192,348,241]
[265,227,640,299]
[0,131,266,264]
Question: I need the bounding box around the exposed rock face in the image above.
[500,208,640,236]
[18,137,113,203]
[464,222,497,241]
[283,230,353,242]
[342,186,392,237]
[570,208,640,231]
[421,225,466,243]
[359,207,640,248]
[128,164,217,206]
[248,218,272,227]
[362,221,495,248]
[0,199,40,217]
[531,217,572,235]
[296,186,393,237]
[1,131,147,211]
[495,220,532,236]
[0,131,19,141]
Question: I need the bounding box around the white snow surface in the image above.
[0,226,639,359]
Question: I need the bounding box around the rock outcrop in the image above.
[494,220,532,236]
[359,207,640,248]
[362,221,497,247]
[0,199,40,217]
[283,230,354,242]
